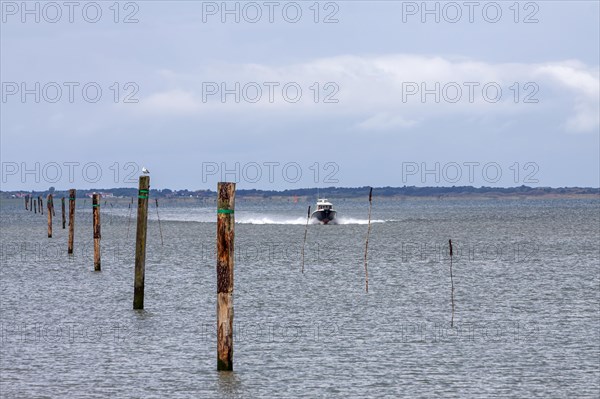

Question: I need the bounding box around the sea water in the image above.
[1,198,598,398]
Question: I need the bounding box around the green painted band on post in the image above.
[138,189,149,199]
[92,204,100,207]
[217,209,234,214]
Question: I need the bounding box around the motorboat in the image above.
[310,198,337,224]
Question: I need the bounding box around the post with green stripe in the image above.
[92,193,101,271]
[133,176,150,309]
[68,189,76,254]
[217,182,235,371]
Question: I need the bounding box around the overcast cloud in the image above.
[1,1,598,190]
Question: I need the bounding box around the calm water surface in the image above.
[1,197,598,398]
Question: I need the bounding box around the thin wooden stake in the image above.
[449,239,455,328]
[133,176,150,309]
[301,205,311,273]
[126,202,133,239]
[46,194,53,238]
[217,182,235,371]
[30,195,33,212]
[34,198,37,214]
[39,197,43,215]
[25,195,28,210]
[61,198,66,229]
[93,194,101,271]
[363,187,373,293]
[155,198,164,246]
[68,189,76,254]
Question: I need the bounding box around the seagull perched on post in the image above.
[142,167,150,174]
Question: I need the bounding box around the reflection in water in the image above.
[218,371,242,397]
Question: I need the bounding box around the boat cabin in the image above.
[316,199,333,211]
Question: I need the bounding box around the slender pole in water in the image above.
[126,201,133,239]
[301,206,311,273]
[155,198,164,246]
[25,195,28,210]
[216,182,235,371]
[39,196,43,215]
[133,177,150,309]
[34,197,37,214]
[61,198,66,229]
[47,194,53,238]
[449,239,455,328]
[68,189,76,254]
[364,187,373,293]
[93,194,101,271]
[30,195,33,212]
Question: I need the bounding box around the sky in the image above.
[1,0,599,191]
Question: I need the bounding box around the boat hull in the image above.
[311,210,337,225]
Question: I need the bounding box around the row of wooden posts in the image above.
[25,180,455,371]
[26,190,80,260]
[25,178,235,371]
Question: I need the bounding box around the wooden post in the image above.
[61,198,66,229]
[34,198,37,214]
[39,197,43,215]
[68,189,76,254]
[449,239,455,328]
[46,194,53,238]
[93,194,101,271]
[30,195,33,211]
[155,198,164,246]
[126,202,132,239]
[25,195,28,210]
[301,205,310,273]
[133,176,150,309]
[364,188,373,293]
[216,182,235,371]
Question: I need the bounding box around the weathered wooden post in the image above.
[34,198,37,214]
[126,202,132,238]
[133,176,150,309]
[46,194,53,238]
[61,198,66,229]
[301,205,310,273]
[30,195,33,211]
[449,239,455,327]
[39,197,43,215]
[68,189,76,254]
[25,195,28,210]
[93,193,101,271]
[155,198,164,246]
[216,182,235,371]
[364,188,373,293]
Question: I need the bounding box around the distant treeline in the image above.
[2,186,598,199]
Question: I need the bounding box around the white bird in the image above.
[142,167,150,174]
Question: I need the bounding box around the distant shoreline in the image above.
[1,186,598,201]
